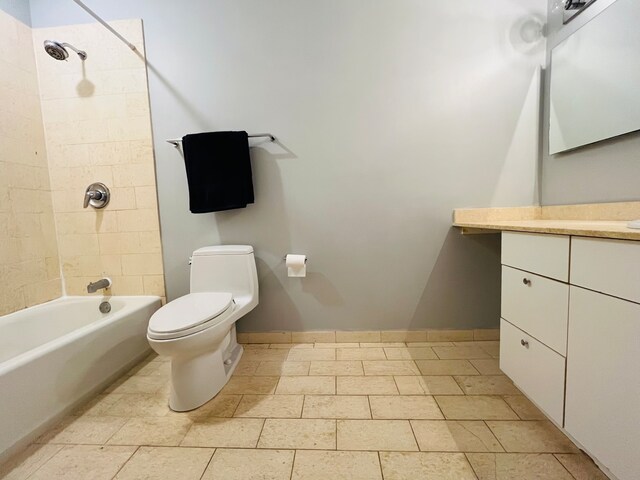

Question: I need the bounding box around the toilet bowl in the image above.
[147,245,258,411]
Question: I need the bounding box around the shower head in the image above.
[43,40,87,61]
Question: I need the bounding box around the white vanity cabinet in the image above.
[500,232,640,480]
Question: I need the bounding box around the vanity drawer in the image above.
[502,232,569,281]
[500,319,566,425]
[501,266,569,355]
[571,237,640,304]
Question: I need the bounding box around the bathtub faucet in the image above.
[87,278,112,293]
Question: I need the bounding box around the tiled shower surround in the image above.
[0,340,607,479]
[0,11,165,315]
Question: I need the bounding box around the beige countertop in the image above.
[453,202,640,241]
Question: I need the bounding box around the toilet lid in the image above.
[148,292,233,334]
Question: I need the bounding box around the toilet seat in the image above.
[147,292,234,340]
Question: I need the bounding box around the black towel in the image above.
[182,131,255,213]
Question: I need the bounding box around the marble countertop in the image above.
[453,203,640,241]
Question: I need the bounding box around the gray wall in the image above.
[0,0,31,25]
[542,0,640,205]
[30,0,545,332]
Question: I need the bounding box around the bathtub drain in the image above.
[99,301,111,314]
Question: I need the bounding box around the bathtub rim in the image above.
[0,295,161,376]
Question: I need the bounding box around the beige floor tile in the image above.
[336,331,381,343]
[470,359,502,375]
[180,394,242,418]
[502,395,546,420]
[380,451,476,479]
[72,394,125,416]
[255,361,310,376]
[220,376,279,394]
[478,342,501,358]
[181,418,264,448]
[258,419,336,449]
[287,348,336,361]
[105,375,168,394]
[315,342,360,348]
[362,360,420,375]
[435,396,519,420]
[28,445,136,480]
[337,347,386,360]
[454,375,521,395]
[309,360,364,376]
[381,330,427,343]
[467,453,574,479]
[105,393,170,417]
[555,453,610,480]
[242,349,289,362]
[337,419,418,451]
[108,416,192,446]
[232,360,260,376]
[302,395,371,419]
[241,343,269,349]
[415,360,480,376]
[384,347,438,360]
[276,376,335,394]
[127,360,171,377]
[369,396,443,420]
[0,444,63,480]
[360,342,406,348]
[411,420,504,452]
[36,416,127,445]
[433,345,492,359]
[114,446,214,480]
[234,395,304,418]
[337,376,399,395]
[394,376,464,395]
[292,450,382,480]
[269,343,314,349]
[292,331,336,343]
[486,421,579,453]
[202,449,294,480]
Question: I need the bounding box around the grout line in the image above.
[197,448,217,480]
[289,449,297,480]
[407,419,421,451]
[463,453,481,480]
[108,445,140,480]
[377,451,385,479]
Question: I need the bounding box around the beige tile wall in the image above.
[32,20,165,299]
[0,10,62,316]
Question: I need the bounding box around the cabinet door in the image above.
[565,287,640,480]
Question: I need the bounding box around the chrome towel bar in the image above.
[166,133,276,147]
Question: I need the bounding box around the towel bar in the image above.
[166,133,276,147]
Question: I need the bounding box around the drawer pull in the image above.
[520,339,530,348]
[522,278,532,286]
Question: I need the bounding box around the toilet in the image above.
[147,245,258,411]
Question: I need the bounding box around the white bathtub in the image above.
[0,295,161,461]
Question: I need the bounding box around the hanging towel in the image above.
[182,131,254,213]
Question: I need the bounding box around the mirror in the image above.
[560,0,598,24]
[549,0,640,154]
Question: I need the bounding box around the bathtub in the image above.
[0,295,161,461]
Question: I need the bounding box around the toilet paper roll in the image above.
[286,254,307,278]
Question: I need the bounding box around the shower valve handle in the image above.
[83,183,110,209]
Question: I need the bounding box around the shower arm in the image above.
[71,0,137,51]
[60,42,86,58]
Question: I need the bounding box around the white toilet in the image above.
[147,245,258,411]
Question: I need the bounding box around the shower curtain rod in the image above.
[71,0,137,51]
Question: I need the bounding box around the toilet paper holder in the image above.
[283,255,307,263]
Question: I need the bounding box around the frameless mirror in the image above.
[549,0,640,154]
[558,0,598,24]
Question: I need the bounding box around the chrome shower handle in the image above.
[83,183,110,209]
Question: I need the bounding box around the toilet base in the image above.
[168,341,243,412]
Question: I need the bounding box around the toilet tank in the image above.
[190,246,258,301]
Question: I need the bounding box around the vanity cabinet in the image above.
[500,232,640,480]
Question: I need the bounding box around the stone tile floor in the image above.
[0,341,609,479]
